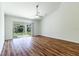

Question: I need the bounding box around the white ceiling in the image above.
[2,2,61,19]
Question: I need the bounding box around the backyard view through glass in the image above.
[13,23,32,38]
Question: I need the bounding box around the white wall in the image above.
[33,20,41,35]
[5,15,40,39]
[41,2,79,43]
[0,3,4,54]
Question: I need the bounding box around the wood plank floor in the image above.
[1,35,79,56]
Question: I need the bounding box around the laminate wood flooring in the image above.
[1,35,79,56]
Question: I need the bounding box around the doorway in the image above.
[13,22,32,38]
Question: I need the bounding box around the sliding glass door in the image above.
[13,22,32,38]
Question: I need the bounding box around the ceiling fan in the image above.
[34,4,45,19]
[30,3,47,19]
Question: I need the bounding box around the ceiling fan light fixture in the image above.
[30,3,44,19]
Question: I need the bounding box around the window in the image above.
[13,22,32,38]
